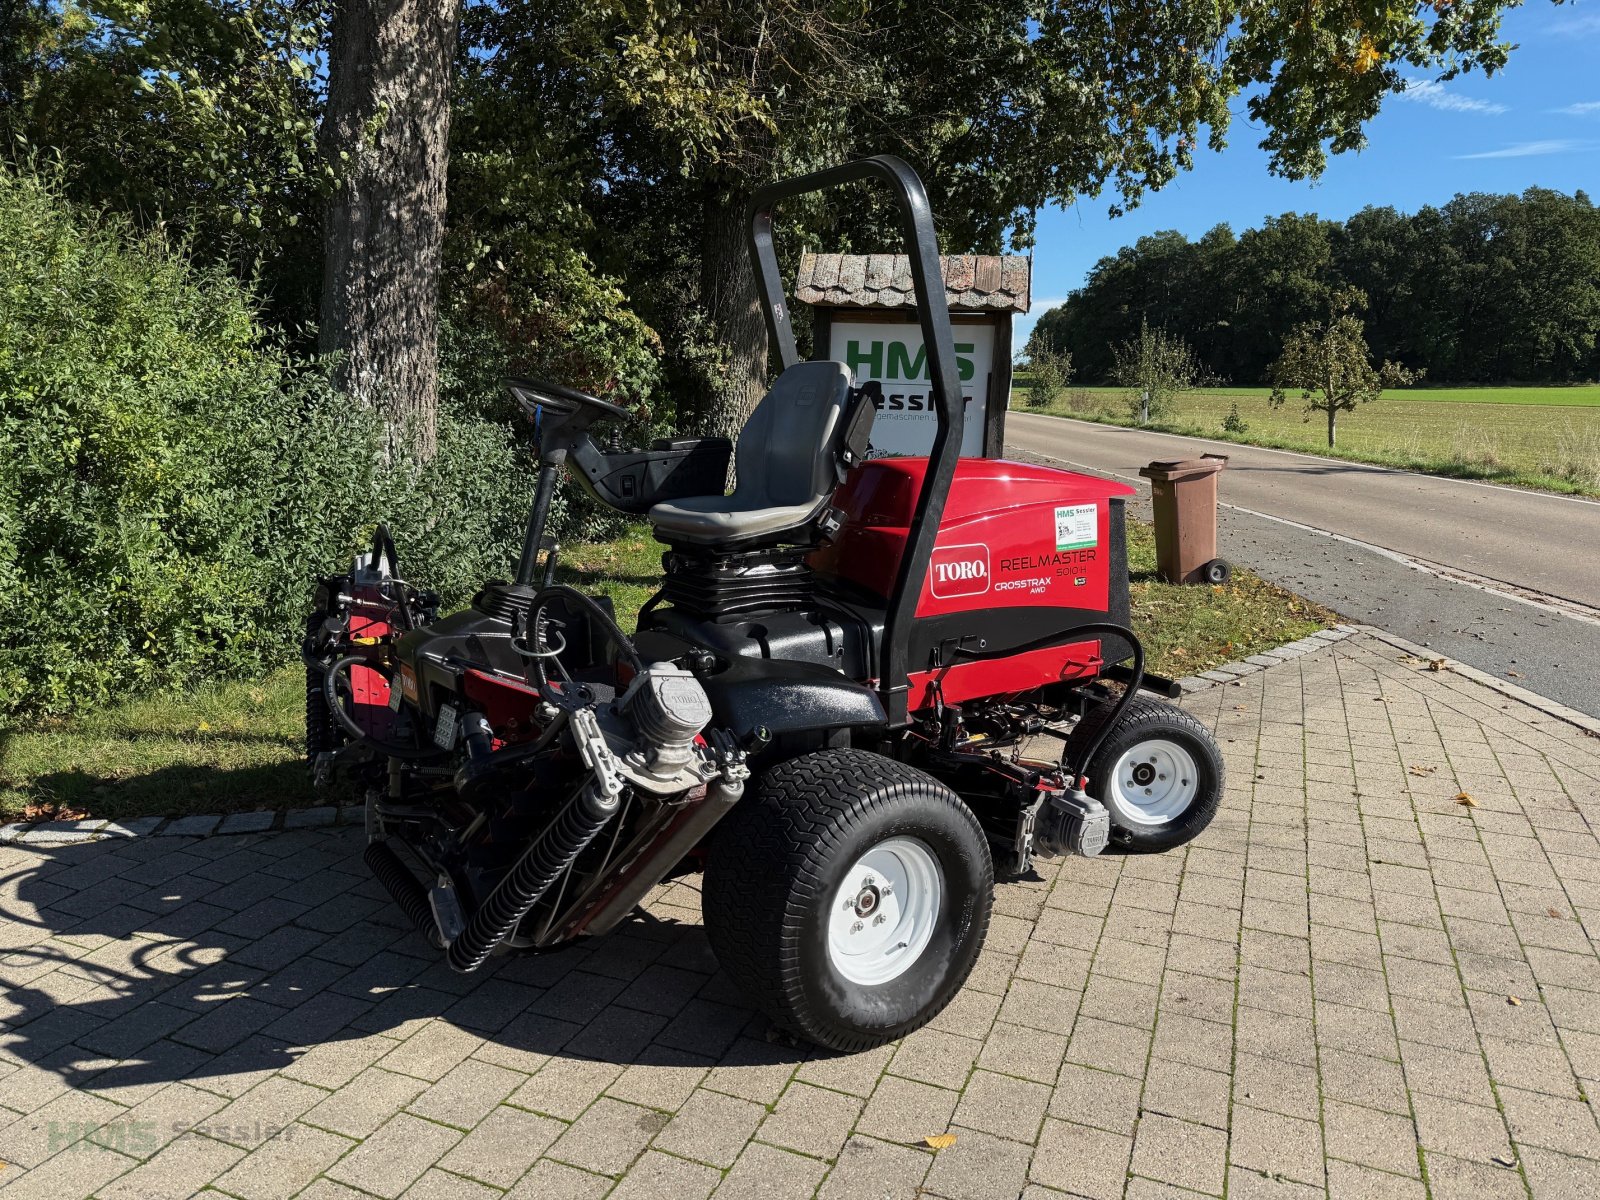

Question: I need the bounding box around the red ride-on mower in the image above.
[305,157,1224,1051]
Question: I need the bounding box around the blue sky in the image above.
[1016,1,1600,346]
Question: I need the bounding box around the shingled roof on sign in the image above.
[795,253,1030,313]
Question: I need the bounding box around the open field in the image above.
[1154,384,1600,406]
[1012,382,1600,495]
[0,521,1330,823]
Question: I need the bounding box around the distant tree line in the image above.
[1029,189,1600,385]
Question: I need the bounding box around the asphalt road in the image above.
[1006,411,1600,719]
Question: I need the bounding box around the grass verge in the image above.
[1013,383,1600,496]
[1,521,1330,823]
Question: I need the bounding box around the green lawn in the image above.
[1013,383,1600,495]
[1150,384,1600,407]
[1,520,1330,823]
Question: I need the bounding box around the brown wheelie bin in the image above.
[1138,455,1229,585]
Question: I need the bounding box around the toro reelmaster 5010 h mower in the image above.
[305,157,1224,1051]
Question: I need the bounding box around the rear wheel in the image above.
[703,749,993,1052]
[1065,696,1224,853]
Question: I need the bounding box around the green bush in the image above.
[1026,348,1072,408]
[0,169,548,719]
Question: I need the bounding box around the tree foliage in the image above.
[1025,347,1072,409]
[1268,290,1420,447]
[1112,318,1201,424]
[1,0,332,324]
[0,0,1559,712]
[0,168,561,718]
[454,0,1536,432]
[1031,188,1600,385]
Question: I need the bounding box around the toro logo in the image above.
[929,543,991,599]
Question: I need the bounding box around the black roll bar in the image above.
[746,155,962,727]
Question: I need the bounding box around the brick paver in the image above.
[2,632,1598,1198]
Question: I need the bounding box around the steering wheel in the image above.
[504,376,629,425]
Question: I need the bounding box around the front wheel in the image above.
[1065,696,1224,853]
[703,749,993,1052]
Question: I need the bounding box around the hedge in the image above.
[0,169,554,718]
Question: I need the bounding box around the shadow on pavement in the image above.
[0,826,809,1098]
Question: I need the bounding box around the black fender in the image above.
[698,657,886,743]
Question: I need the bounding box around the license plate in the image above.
[433,704,459,749]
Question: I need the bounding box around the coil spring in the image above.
[446,792,614,973]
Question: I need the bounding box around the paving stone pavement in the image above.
[2,631,1598,1199]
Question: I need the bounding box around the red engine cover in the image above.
[813,457,1137,708]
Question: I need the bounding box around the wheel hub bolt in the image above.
[850,921,863,934]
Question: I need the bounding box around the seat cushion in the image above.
[648,494,821,542]
[647,361,857,546]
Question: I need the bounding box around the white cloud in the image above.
[1549,12,1600,35]
[1557,101,1600,116]
[1456,140,1581,159]
[1399,78,1508,115]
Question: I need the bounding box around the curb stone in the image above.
[1174,626,1357,695]
[1353,624,1600,737]
[159,814,222,837]
[218,810,277,835]
[2,803,360,847]
[285,806,339,830]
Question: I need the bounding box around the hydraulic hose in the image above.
[949,620,1145,787]
[322,656,438,760]
[522,583,646,690]
[446,781,621,973]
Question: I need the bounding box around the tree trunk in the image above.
[1327,403,1337,447]
[319,0,463,465]
[698,188,771,441]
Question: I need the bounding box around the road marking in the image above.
[1012,443,1600,630]
[1008,411,1600,508]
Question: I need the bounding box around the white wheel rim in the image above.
[826,837,943,986]
[1105,738,1200,827]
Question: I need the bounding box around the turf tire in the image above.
[702,748,993,1052]
[1064,695,1224,853]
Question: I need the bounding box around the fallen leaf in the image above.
[1507,995,1522,1007]
[1428,658,1446,672]
[924,1133,958,1150]
[1455,792,1479,808]
[1408,765,1436,777]
[197,721,212,732]
[1548,907,1563,919]
[1506,669,1523,679]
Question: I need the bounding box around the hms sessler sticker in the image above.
[1054,503,1097,551]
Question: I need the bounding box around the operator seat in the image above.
[648,361,872,546]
